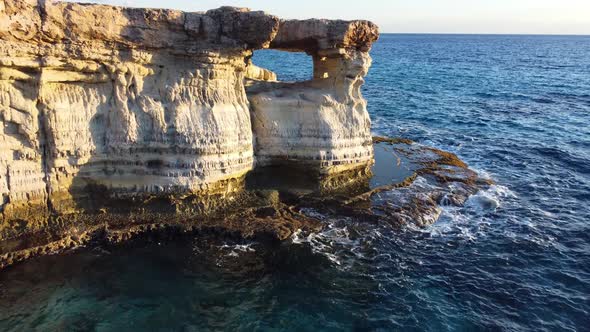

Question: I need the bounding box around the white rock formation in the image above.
[247,19,379,174]
[0,0,379,233]
[0,1,280,222]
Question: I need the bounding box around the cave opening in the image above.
[251,49,313,82]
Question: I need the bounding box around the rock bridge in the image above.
[0,0,378,236]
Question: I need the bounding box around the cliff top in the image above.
[0,0,379,52]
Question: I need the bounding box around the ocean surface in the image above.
[1,34,590,331]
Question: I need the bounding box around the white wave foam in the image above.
[465,185,517,214]
[472,168,495,183]
[218,242,257,257]
[290,221,362,268]
[413,184,516,241]
[293,181,519,266]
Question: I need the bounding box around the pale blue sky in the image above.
[68,0,590,35]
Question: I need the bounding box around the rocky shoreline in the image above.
[0,1,491,270]
[1,138,491,269]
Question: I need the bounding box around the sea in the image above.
[0,34,589,331]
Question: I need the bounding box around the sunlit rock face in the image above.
[0,0,380,246]
[246,19,379,174]
[0,3,496,275]
[0,1,280,225]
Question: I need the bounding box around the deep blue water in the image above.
[1,35,589,331]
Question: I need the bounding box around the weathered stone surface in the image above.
[244,61,277,82]
[0,1,379,225]
[270,19,379,52]
[0,0,381,264]
[247,18,379,174]
[0,1,282,228]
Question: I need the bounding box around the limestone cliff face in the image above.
[247,19,379,174]
[0,1,279,223]
[0,0,378,237]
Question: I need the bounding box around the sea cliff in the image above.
[0,1,489,269]
[0,1,377,223]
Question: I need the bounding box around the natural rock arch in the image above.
[0,0,379,238]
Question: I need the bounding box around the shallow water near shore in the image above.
[1,34,590,331]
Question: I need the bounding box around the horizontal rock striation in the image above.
[247,19,379,174]
[0,0,379,244]
[0,1,279,227]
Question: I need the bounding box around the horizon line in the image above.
[379,32,590,36]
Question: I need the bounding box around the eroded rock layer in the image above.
[247,19,379,174]
[0,1,282,226]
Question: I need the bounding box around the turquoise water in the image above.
[1,34,589,331]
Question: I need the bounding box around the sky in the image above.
[68,0,590,35]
